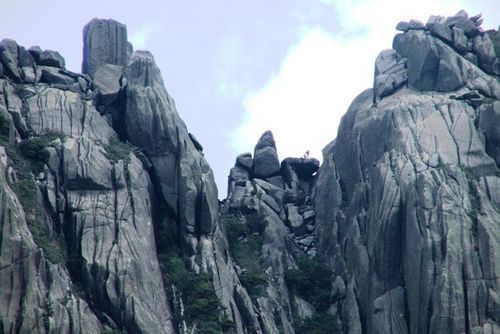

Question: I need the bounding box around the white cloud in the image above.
[230,0,481,161]
[130,23,160,50]
[231,26,374,160]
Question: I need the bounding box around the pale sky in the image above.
[1,0,499,197]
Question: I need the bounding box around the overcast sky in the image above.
[1,0,499,197]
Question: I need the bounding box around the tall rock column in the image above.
[82,18,132,78]
[123,49,219,256]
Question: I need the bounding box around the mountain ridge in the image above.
[0,9,498,334]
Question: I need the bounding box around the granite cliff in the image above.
[0,10,499,334]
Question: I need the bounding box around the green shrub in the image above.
[223,214,249,244]
[222,214,266,298]
[297,314,338,334]
[285,255,333,312]
[42,299,54,332]
[0,111,9,142]
[104,138,133,163]
[158,251,222,332]
[5,138,67,264]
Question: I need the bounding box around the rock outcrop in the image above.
[0,17,273,334]
[223,130,324,333]
[314,10,500,334]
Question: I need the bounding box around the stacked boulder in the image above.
[223,131,322,332]
[0,39,91,92]
[226,130,320,252]
[374,10,500,101]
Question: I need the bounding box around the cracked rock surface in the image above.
[315,10,500,334]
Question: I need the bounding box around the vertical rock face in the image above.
[82,18,131,78]
[123,48,219,254]
[314,10,500,334]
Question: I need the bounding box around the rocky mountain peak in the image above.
[0,9,499,334]
[376,10,500,100]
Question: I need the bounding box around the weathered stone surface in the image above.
[82,18,131,78]
[396,21,410,32]
[396,20,425,32]
[393,30,464,92]
[188,132,203,152]
[430,23,453,43]
[0,39,21,81]
[286,204,305,235]
[94,63,123,105]
[452,27,468,53]
[124,49,219,248]
[236,152,253,171]
[370,287,408,334]
[426,15,446,29]
[28,45,43,61]
[37,50,65,68]
[253,131,280,178]
[39,66,74,85]
[0,125,103,333]
[374,49,408,100]
[228,166,249,194]
[314,27,500,333]
[282,157,320,179]
[18,46,34,67]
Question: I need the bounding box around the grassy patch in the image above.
[222,214,266,298]
[104,138,133,163]
[0,126,67,264]
[158,251,222,332]
[284,255,333,312]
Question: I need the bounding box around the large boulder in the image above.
[82,18,132,78]
[281,157,320,179]
[37,50,65,68]
[0,39,21,81]
[93,63,124,105]
[253,131,280,178]
[373,49,408,100]
[393,30,464,92]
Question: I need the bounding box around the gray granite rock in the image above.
[82,18,131,78]
[430,23,453,43]
[373,49,408,100]
[452,27,468,53]
[314,44,500,334]
[94,63,123,105]
[236,152,253,171]
[39,66,74,85]
[253,131,280,178]
[0,39,21,81]
[38,50,65,68]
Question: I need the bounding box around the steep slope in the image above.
[0,34,176,332]
[314,11,500,334]
[0,19,251,334]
